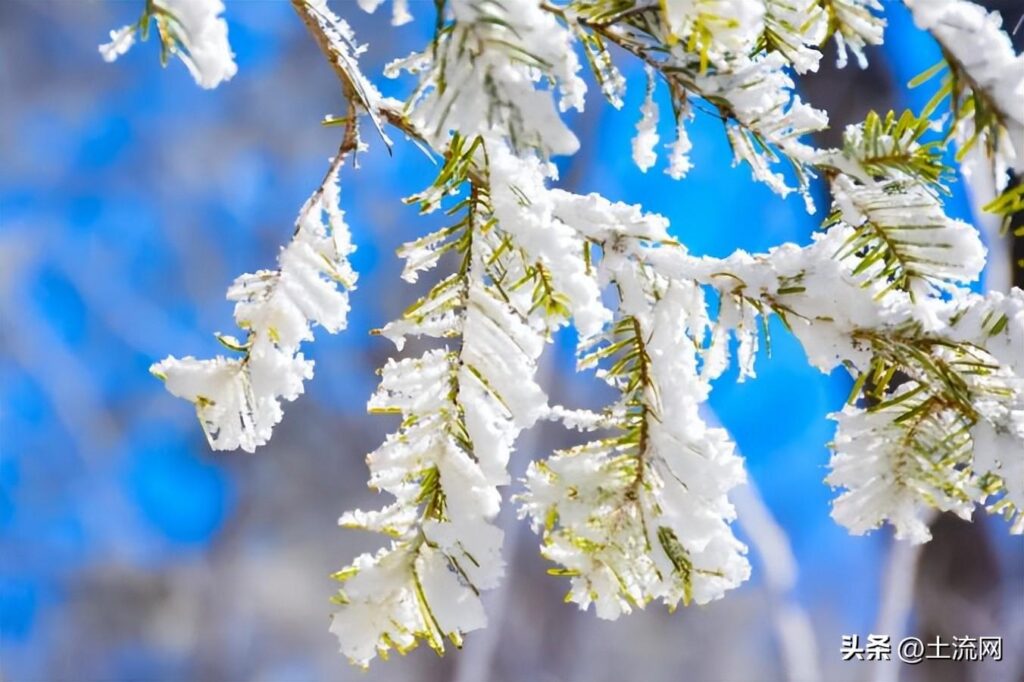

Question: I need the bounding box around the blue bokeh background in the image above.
[1,2,1020,680]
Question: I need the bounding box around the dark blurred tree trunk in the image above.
[909,514,1003,682]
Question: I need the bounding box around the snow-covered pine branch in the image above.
[821,110,987,301]
[150,128,359,452]
[652,229,1023,542]
[100,0,236,88]
[903,0,1024,230]
[329,136,559,665]
[520,187,749,618]
[563,2,831,206]
[639,102,1021,538]
[101,0,1024,668]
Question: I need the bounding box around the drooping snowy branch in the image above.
[520,195,750,617]
[330,132,605,665]
[151,129,359,452]
[482,149,756,615]
[628,109,1019,541]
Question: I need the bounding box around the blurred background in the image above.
[1,1,1021,680]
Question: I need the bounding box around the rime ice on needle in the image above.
[826,388,976,544]
[694,52,829,206]
[824,0,885,69]
[100,0,236,89]
[762,0,827,74]
[665,119,694,180]
[99,26,136,63]
[355,0,413,27]
[487,142,611,338]
[304,0,392,148]
[662,0,765,63]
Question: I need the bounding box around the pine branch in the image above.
[903,0,1024,200]
[151,115,360,452]
[549,2,828,201]
[827,174,984,299]
[522,217,749,618]
[110,0,1024,669]
[292,0,391,148]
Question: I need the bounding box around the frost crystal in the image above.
[665,119,694,180]
[355,0,413,26]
